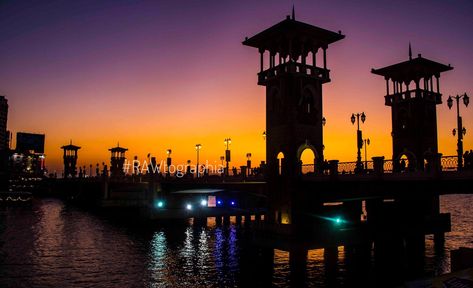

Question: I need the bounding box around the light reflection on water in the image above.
[0,195,472,287]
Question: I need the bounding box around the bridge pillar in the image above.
[329,160,339,179]
[255,214,262,223]
[215,216,222,226]
[372,156,385,176]
[344,200,362,225]
[223,215,231,226]
[236,214,242,225]
[101,180,109,200]
[289,248,308,287]
[193,217,207,226]
[244,214,251,226]
[324,246,339,283]
[405,233,425,276]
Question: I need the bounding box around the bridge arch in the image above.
[277,151,285,176]
[297,143,318,174]
[395,150,417,172]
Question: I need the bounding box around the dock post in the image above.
[244,214,251,226]
[290,247,308,287]
[255,214,262,223]
[193,217,207,227]
[223,215,230,225]
[215,216,222,226]
[236,214,242,225]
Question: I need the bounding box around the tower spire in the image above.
[409,42,412,60]
[292,4,295,20]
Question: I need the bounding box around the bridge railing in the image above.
[301,156,458,175]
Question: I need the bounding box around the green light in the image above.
[154,200,164,209]
[335,217,341,224]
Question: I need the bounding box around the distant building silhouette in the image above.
[0,96,8,151]
[109,143,127,177]
[372,47,453,171]
[61,141,81,178]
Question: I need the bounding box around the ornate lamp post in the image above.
[351,112,366,173]
[166,149,172,176]
[246,153,252,176]
[447,93,469,170]
[195,144,202,177]
[363,138,370,170]
[224,138,231,176]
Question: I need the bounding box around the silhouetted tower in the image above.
[109,143,127,177]
[244,12,344,226]
[243,13,344,177]
[372,47,453,171]
[61,141,81,177]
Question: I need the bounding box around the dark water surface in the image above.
[1,195,472,287]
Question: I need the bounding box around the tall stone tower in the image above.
[243,13,344,178]
[61,141,81,178]
[243,12,344,225]
[109,143,127,177]
[372,48,453,171]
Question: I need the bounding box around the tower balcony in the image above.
[384,89,442,106]
[258,62,330,85]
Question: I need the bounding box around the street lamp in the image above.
[166,149,172,176]
[351,112,366,173]
[220,156,225,175]
[363,138,370,170]
[246,153,252,176]
[224,138,231,176]
[447,93,469,170]
[195,144,202,177]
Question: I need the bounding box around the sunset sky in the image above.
[1,0,472,173]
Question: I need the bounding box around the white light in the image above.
[186,204,192,210]
[200,199,207,206]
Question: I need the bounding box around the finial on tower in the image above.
[409,42,412,60]
[292,5,295,20]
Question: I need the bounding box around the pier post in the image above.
[215,216,222,226]
[405,233,425,276]
[324,246,339,285]
[101,180,109,200]
[255,214,262,223]
[193,217,207,226]
[223,215,230,225]
[236,214,242,225]
[244,214,251,226]
[290,248,308,287]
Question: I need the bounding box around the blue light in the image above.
[230,201,235,206]
[333,217,343,225]
[217,200,222,205]
[186,204,192,210]
[200,199,207,206]
[154,200,164,209]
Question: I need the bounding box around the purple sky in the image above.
[1,0,472,171]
